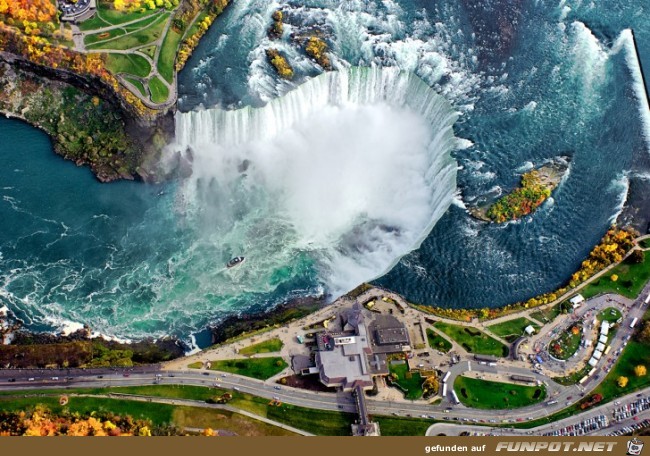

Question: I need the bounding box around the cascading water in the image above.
[173,66,459,297]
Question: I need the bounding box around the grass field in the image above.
[123,76,147,97]
[530,304,561,324]
[139,45,157,59]
[158,28,183,83]
[598,307,623,323]
[239,338,284,355]
[95,2,160,27]
[84,28,125,46]
[189,357,288,380]
[641,239,650,249]
[86,13,170,51]
[433,322,509,357]
[374,416,435,436]
[426,328,452,353]
[171,406,296,436]
[149,76,169,103]
[104,53,151,78]
[581,253,650,299]
[487,317,539,341]
[454,376,546,409]
[389,362,423,400]
[590,340,650,400]
[0,394,296,435]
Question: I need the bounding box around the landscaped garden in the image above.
[188,357,288,380]
[487,317,539,342]
[453,376,546,409]
[426,328,452,353]
[548,323,582,360]
[433,322,509,357]
[239,338,284,355]
[388,362,423,400]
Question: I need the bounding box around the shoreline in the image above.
[2,225,646,365]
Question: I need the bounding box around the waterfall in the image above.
[173,66,459,297]
[612,29,650,151]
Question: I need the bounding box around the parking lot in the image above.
[542,414,608,436]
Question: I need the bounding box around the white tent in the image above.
[570,294,585,308]
[596,342,606,352]
[525,325,536,335]
[588,357,598,367]
[599,335,608,344]
[593,350,602,360]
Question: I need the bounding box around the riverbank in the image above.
[0,55,174,182]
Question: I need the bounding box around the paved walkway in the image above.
[69,7,179,108]
[74,393,313,436]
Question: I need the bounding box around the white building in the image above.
[570,294,585,308]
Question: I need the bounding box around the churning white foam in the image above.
[174,66,459,297]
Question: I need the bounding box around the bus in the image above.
[645,294,650,304]
[451,390,460,405]
[442,372,451,383]
[442,383,447,397]
[631,317,639,329]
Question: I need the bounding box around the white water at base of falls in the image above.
[172,66,460,297]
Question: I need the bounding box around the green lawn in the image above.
[433,322,509,357]
[581,253,650,299]
[640,239,650,249]
[389,362,423,400]
[95,3,160,26]
[123,76,147,97]
[112,384,223,401]
[148,76,169,103]
[530,304,561,324]
[239,338,284,355]
[374,416,435,436]
[123,13,162,32]
[104,53,151,78]
[590,340,650,400]
[119,385,350,435]
[171,405,296,436]
[189,357,288,380]
[139,45,157,59]
[78,14,111,32]
[599,307,623,323]
[86,13,170,51]
[228,391,353,435]
[426,328,452,353]
[158,27,183,83]
[487,317,539,341]
[548,324,582,360]
[84,28,126,46]
[454,376,546,409]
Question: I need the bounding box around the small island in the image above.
[469,158,570,223]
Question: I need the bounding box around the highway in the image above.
[0,364,648,437]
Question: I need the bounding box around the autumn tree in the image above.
[634,365,647,377]
[618,376,629,388]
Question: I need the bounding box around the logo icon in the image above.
[628,438,644,456]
